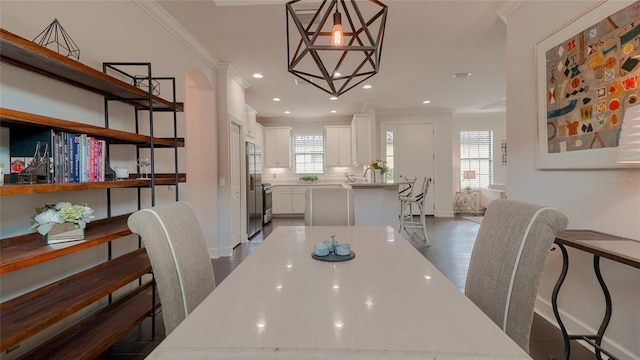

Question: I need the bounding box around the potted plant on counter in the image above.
[369,160,389,183]
[300,174,318,182]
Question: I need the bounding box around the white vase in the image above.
[374,169,384,183]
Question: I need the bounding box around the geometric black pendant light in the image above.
[286,0,388,97]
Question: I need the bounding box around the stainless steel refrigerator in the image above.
[246,142,263,238]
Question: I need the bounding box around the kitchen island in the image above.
[345,181,410,227]
[271,181,409,227]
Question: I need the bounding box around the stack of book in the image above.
[52,131,108,183]
[9,128,110,184]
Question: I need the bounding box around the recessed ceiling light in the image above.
[284,111,291,114]
[331,110,337,113]
[422,100,431,104]
[453,72,472,78]
[252,73,263,79]
[333,72,341,78]
[363,84,372,89]
[273,97,281,102]
[330,96,338,101]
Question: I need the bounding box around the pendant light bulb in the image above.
[332,10,344,46]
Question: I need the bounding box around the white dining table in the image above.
[146,226,532,359]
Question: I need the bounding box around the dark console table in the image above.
[551,230,640,360]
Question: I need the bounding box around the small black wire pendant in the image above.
[33,18,80,61]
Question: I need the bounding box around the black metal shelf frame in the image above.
[101,62,181,337]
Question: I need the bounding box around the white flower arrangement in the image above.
[31,202,95,235]
[370,159,389,174]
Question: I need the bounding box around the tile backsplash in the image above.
[263,164,367,184]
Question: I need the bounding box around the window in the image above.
[460,130,493,189]
[294,134,324,174]
[384,130,394,181]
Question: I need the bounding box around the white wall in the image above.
[0,1,219,356]
[508,2,640,359]
[185,69,219,256]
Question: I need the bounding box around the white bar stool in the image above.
[398,177,431,245]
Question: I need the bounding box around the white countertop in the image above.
[272,180,410,188]
[147,226,531,360]
[272,182,342,186]
[346,180,410,189]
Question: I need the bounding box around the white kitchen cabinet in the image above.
[325,126,352,166]
[264,127,291,167]
[273,186,307,214]
[245,105,257,141]
[351,114,376,165]
[292,191,306,213]
[272,184,341,214]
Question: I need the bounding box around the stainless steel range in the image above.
[262,183,272,224]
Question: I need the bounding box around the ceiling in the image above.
[156,0,513,120]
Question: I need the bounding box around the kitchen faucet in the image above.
[363,166,373,182]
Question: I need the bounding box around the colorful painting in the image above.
[537,1,640,169]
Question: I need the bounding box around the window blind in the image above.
[294,135,324,174]
[460,130,493,189]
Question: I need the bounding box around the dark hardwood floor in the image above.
[99,216,596,360]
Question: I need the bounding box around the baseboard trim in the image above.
[535,296,639,360]
[436,210,455,217]
[218,246,233,257]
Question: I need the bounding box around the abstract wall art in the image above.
[537,1,640,169]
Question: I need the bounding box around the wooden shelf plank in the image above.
[0,173,186,196]
[17,281,160,360]
[0,248,151,352]
[0,214,133,274]
[0,28,183,112]
[0,108,185,147]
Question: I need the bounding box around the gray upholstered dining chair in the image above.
[305,187,355,226]
[127,201,216,335]
[464,199,568,353]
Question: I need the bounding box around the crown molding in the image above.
[216,63,251,90]
[133,0,222,71]
[227,65,251,90]
[495,0,524,24]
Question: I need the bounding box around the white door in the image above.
[230,123,242,247]
[392,123,435,215]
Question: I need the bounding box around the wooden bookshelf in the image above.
[0,173,186,196]
[16,281,160,360]
[0,26,183,358]
[0,248,152,352]
[0,108,185,147]
[0,214,133,274]
[0,29,183,112]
